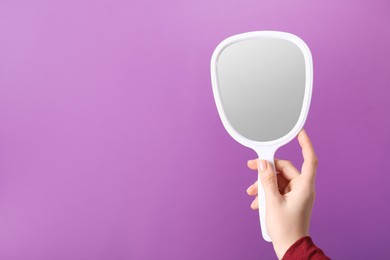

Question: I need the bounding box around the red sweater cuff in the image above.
[282,236,330,260]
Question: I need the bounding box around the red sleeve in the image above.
[282,236,330,260]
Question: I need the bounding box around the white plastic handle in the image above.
[255,148,276,242]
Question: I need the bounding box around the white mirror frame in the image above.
[210,31,313,242]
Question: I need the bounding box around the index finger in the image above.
[298,129,318,182]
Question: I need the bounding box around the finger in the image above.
[298,129,318,182]
[250,196,258,210]
[246,181,258,196]
[274,159,300,180]
[247,159,258,170]
[249,158,292,172]
[258,160,281,202]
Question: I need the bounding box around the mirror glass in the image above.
[216,38,306,142]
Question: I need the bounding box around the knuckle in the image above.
[312,155,319,167]
[302,185,316,199]
[306,154,318,168]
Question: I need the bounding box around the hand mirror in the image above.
[210,31,313,242]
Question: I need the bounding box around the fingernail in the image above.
[259,159,267,172]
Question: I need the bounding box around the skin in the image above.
[246,129,318,259]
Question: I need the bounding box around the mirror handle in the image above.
[255,147,276,242]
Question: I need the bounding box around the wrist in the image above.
[273,234,307,259]
[273,240,296,259]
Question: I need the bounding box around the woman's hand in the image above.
[246,129,318,259]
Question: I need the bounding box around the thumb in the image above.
[258,159,280,202]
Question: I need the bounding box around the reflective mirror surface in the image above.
[216,38,306,142]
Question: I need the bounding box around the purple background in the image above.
[0,1,389,259]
